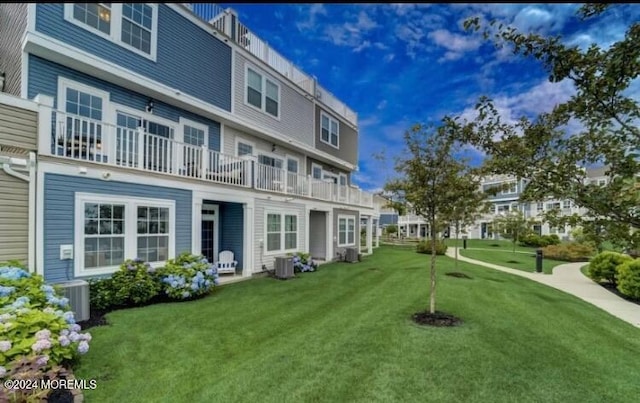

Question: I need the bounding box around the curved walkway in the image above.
[447,247,640,328]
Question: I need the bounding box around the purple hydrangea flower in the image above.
[69,324,81,333]
[63,311,76,324]
[31,339,52,352]
[35,355,49,367]
[77,341,89,354]
[35,329,51,340]
[69,332,80,342]
[0,366,6,378]
[0,340,11,352]
[58,335,70,347]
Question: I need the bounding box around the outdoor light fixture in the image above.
[146,98,154,113]
[272,143,276,152]
[0,72,5,92]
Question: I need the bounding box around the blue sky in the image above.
[218,3,640,192]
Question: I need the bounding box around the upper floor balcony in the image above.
[188,3,358,127]
[38,106,372,208]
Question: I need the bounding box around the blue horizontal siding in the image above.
[35,4,231,111]
[43,173,192,282]
[28,55,221,151]
[212,201,244,272]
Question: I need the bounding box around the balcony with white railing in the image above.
[41,109,373,208]
[187,4,357,127]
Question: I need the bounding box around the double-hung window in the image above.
[65,3,158,60]
[246,66,280,118]
[266,211,298,253]
[75,193,175,276]
[320,112,339,148]
[338,215,356,247]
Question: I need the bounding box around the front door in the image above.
[201,204,219,264]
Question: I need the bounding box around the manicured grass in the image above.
[459,248,568,274]
[445,238,537,253]
[76,246,640,403]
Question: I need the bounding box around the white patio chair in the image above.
[216,250,237,274]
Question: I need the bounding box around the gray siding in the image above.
[0,166,29,264]
[306,157,351,185]
[224,125,305,174]
[315,105,358,166]
[43,173,192,282]
[333,208,360,260]
[35,4,232,111]
[28,55,222,151]
[234,52,314,147]
[308,210,326,259]
[0,4,26,96]
[253,199,306,273]
[0,103,37,150]
[218,201,244,271]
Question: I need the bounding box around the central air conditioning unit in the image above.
[345,248,359,263]
[56,280,90,322]
[274,256,294,279]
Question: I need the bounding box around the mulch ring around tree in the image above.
[445,271,472,279]
[412,311,463,327]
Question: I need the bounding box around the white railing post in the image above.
[281,167,287,193]
[201,145,209,180]
[308,176,313,197]
[136,127,145,170]
[34,94,54,156]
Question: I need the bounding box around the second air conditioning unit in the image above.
[345,248,359,263]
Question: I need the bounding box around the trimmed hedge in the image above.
[520,234,561,247]
[542,242,594,262]
[616,259,640,299]
[416,240,448,255]
[587,251,633,286]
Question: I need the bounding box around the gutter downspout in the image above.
[1,153,35,271]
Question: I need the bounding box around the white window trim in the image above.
[311,162,323,180]
[63,3,159,61]
[235,136,256,158]
[74,193,175,277]
[57,77,110,116]
[113,103,177,131]
[244,64,281,120]
[177,117,209,147]
[499,181,518,195]
[263,210,299,256]
[337,214,356,247]
[320,111,340,149]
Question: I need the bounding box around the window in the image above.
[320,112,339,148]
[311,163,322,180]
[537,202,544,211]
[65,4,158,60]
[287,157,299,173]
[265,211,298,253]
[75,194,175,276]
[237,139,254,157]
[183,124,205,147]
[500,181,517,195]
[496,204,510,213]
[563,200,571,209]
[258,154,283,168]
[546,202,561,210]
[245,66,279,118]
[338,215,356,247]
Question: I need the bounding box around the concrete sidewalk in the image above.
[446,247,640,328]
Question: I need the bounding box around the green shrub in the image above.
[519,234,561,247]
[542,242,595,262]
[0,266,91,375]
[156,253,218,300]
[109,258,161,306]
[88,277,118,310]
[587,251,633,285]
[416,240,448,255]
[616,259,640,299]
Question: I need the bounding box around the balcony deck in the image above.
[44,110,372,208]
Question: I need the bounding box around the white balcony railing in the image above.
[44,110,373,207]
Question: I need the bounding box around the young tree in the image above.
[461,4,640,250]
[385,119,478,315]
[492,210,534,253]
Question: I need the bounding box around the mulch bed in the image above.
[599,283,640,306]
[412,311,463,327]
[445,272,472,279]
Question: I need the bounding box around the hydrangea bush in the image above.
[158,253,219,300]
[0,265,91,379]
[290,253,318,273]
[110,258,161,306]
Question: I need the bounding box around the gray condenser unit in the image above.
[56,280,90,322]
[274,256,294,279]
[345,248,359,263]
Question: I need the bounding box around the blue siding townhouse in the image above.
[0,3,378,283]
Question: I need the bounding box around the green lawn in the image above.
[445,238,537,253]
[458,248,568,274]
[76,246,640,403]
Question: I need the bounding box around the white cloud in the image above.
[296,4,327,32]
[322,9,381,51]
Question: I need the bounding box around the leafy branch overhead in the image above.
[461,3,640,249]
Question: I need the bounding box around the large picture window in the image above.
[65,3,158,60]
[75,194,175,276]
[245,66,280,118]
[338,215,356,247]
[265,211,298,253]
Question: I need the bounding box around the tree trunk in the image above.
[454,221,459,270]
[430,221,437,314]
